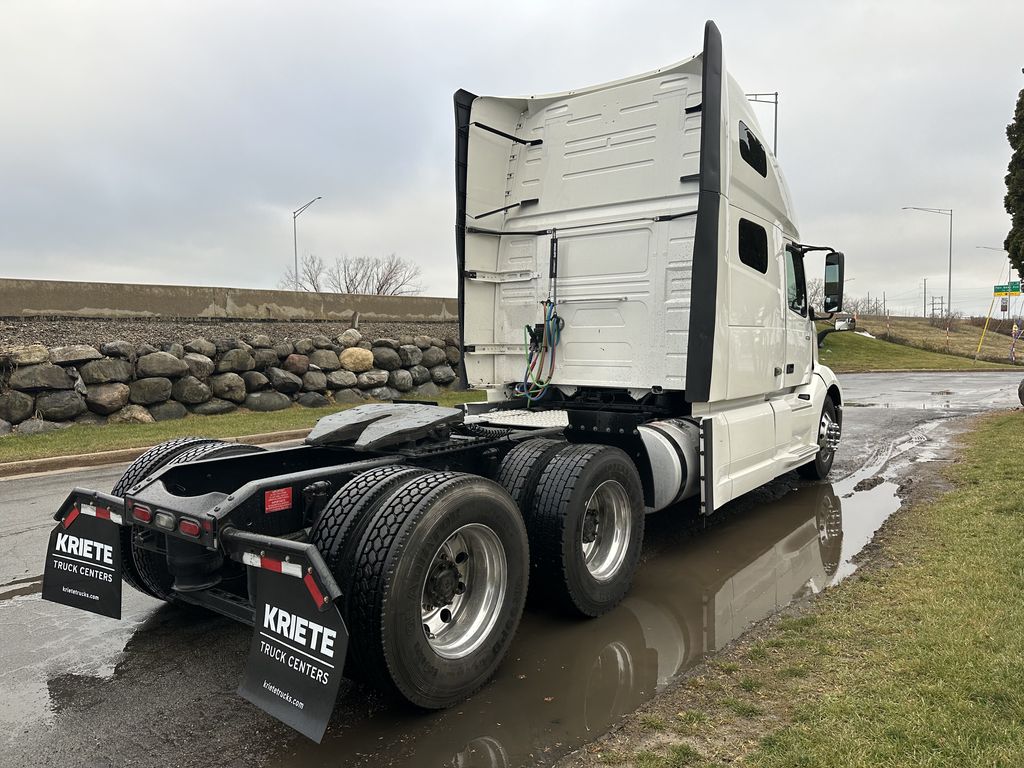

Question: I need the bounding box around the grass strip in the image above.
[586,411,1024,768]
[0,390,485,463]
[818,329,1019,372]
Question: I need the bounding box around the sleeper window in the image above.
[738,121,768,177]
[737,218,768,274]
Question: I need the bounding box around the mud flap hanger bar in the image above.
[51,488,126,525]
[221,528,342,613]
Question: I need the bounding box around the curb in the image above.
[0,428,311,479]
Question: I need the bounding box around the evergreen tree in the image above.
[1006,74,1024,280]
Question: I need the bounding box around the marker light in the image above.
[178,518,201,538]
[153,512,176,531]
[131,505,152,523]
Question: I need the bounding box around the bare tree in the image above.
[279,254,327,292]
[318,254,423,296]
[806,278,824,310]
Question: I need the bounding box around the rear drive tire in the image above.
[112,437,221,599]
[528,444,644,617]
[309,465,429,603]
[797,398,838,480]
[497,438,565,512]
[346,472,529,708]
[116,440,264,601]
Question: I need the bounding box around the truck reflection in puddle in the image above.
[283,483,844,767]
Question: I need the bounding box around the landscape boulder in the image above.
[282,354,310,376]
[297,392,330,408]
[309,349,341,371]
[446,346,461,366]
[302,370,328,392]
[18,418,70,435]
[86,383,131,415]
[160,342,185,359]
[0,390,35,424]
[367,386,398,401]
[338,329,362,347]
[0,419,12,436]
[398,345,423,367]
[209,373,247,403]
[216,348,255,373]
[10,363,75,392]
[311,335,333,349]
[326,370,358,389]
[272,342,294,360]
[253,348,279,370]
[339,347,374,373]
[137,352,188,378]
[332,388,365,404]
[430,364,456,385]
[414,381,442,398]
[171,376,212,405]
[372,338,400,350]
[80,357,134,384]
[413,335,432,350]
[75,412,107,426]
[265,367,302,394]
[242,370,270,392]
[294,338,315,356]
[49,345,102,366]
[6,344,50,365]
[357,370,389,389]
[184,338,217,358]
[420,346,446,368]
[36,390,87,421]
[108,405,155,424]
[136,343,158,357]
[250,334,273,349]
[409,365,431,385]
[183,353,215,380]
[191,398,236,415]
[150,401,188,421]
[130,377,173,405]
[244,391,292,412]
[372,347,402,371]
[100,340,135,359]
[388,369,414,392]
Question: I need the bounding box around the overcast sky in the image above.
[2,1,1022,316]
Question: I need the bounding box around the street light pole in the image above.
[292,196,322,291]
[902,207,953,315]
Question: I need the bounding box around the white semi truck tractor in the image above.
[42,20,844,741]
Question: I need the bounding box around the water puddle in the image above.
[272,442,918,766]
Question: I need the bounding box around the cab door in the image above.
[783,245,812,388]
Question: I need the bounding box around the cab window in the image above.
[785,248,807,316]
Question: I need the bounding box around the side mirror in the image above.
[824,252,845,313]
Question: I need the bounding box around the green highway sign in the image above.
[994,281,1021,297]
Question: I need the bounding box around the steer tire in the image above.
[528,443,644,617]
[346,472,529,708]
[497,438,565,513]
[115,439,264,602]
[112,437,222,598]
[797,398,838,480]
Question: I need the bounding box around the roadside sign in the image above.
[1001,297,1009,312]
[994,281,1021,296]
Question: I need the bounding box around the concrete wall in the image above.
[0,278,457,322]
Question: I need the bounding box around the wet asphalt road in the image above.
[0,371,1020,768]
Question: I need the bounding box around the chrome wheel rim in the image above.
[421,523,507,660]
[818,410,836,462]
[580,480,632,582]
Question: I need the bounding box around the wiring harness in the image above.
[513,301,562,402]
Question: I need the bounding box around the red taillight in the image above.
[132,504,152,523]
[178,518,201,537]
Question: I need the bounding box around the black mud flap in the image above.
[41,494,125,619]
[238,568,348,742]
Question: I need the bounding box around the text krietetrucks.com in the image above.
[263,680,305,710]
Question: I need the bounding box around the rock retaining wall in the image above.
[0,331,462,436]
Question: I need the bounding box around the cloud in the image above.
[1,0,1022,314]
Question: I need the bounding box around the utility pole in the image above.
[923,277,927,317]
[902,207,953,317]
[883,291,886,317]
